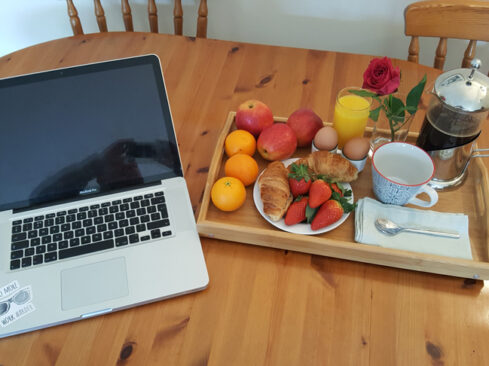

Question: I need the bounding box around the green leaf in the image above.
[331,191,341,201]
[288,163,312,182]
[369,106,382,121]
[330,191,356,213]
[390,95,405,118]
[294,195,304,202]
[405,105,417,114]
[305,203,318,223]
[406,74,427,115]
[348,89,378,98]
[339,198,356,214]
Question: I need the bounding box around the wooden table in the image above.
[0,32,488,366]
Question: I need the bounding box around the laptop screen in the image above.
[0,55,182,212]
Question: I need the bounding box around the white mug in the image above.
[371,142,438,207]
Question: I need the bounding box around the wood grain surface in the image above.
[0,32,488,366]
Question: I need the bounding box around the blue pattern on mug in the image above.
[372,167,421,205]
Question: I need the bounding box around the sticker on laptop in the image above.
[0,284,35,328]
[0,280,22,299]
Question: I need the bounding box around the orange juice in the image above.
[333,92,371,148]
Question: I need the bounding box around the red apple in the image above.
[257,123,297,161]
[236,99,274,137]
[286,108,323,147]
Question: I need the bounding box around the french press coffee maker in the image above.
[416,60,489,190]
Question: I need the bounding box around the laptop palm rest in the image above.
[61,257,129,311]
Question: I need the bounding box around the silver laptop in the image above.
[0,55,209,338]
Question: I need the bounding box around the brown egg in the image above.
[343,137,370,160]
[313,126,338,151]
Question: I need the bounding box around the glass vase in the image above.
[369,112,415,153]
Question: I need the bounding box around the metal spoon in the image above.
[375,218,460,239]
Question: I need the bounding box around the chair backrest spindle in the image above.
[434,37,447,69]
[408,35,419,64]
[94,0,108,33]
[66,0,207,38]
[197,0,208,38]
[148,0,158,33]
[67,0,83,36]
[121,0,134,32]
[174,0,183,35]
[463,40,477,68]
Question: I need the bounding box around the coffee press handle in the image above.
[472,148,489,158]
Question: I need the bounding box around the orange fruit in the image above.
[225,129,256,157]
[224,153,259,186]
[211,177,246,212]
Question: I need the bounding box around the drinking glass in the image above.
[333,87,372,149]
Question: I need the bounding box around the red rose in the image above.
[362,57,400,95]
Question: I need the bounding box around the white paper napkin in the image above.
[355,197,473,259]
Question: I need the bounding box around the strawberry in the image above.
[288,163,312,197]
[284,196,308,226]
[311,199,344,230]
[308,180,332,208]
[289,178,311,197]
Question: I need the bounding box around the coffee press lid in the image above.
[434,59,489,112]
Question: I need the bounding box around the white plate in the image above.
[253,158,353,235]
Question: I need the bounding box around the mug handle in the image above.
[408,185,438,208]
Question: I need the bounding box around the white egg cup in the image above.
[341,151,367,172]
[311,141,338,154]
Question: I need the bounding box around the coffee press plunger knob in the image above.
[468,59,482,82]
[471,58,481,70]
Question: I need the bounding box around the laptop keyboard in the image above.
[9,191,172,271]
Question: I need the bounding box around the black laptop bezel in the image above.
[0,55,183,212]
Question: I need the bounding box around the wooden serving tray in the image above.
[197,112,489,279]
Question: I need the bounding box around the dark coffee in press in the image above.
[416,105,481,151]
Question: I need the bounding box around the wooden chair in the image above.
[404,0,489,70]
[66,0,208,38]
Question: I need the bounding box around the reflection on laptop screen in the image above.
[0,55,182,211]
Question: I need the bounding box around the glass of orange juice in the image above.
[333,87,372,149]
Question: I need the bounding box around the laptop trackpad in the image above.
[61,257,129,311]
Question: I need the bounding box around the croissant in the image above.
[259,161,292,221]
[293,151,358,182]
